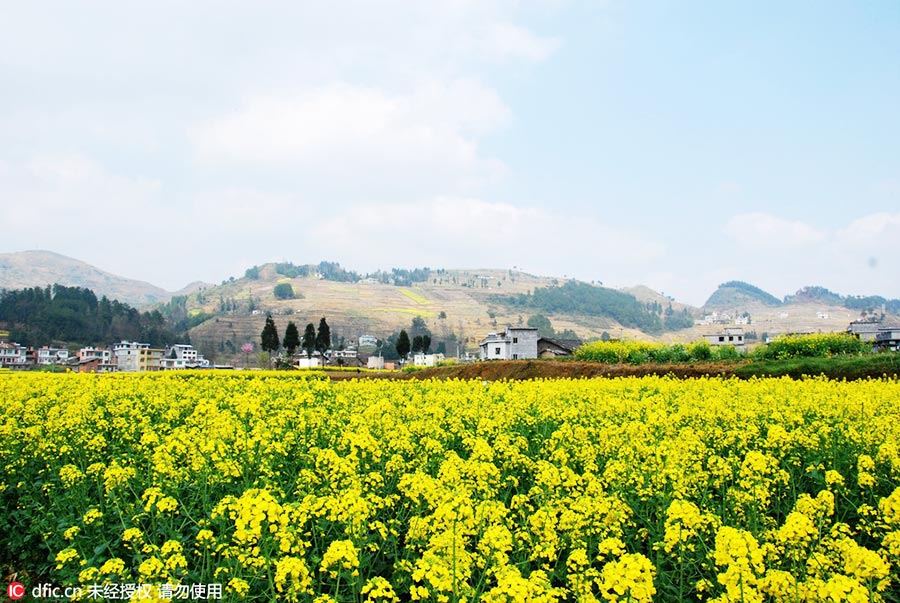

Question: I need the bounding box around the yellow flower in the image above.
[320,539,360,578]
[55,548,80,569]
[596,553,656,603]
[226,578,250,597]
[82,508,103,525]
[361,576,399,602]
[275,556,313,599]
[99,558,126,576]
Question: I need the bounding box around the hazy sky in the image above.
[2,1,898,306]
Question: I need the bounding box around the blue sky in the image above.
[2,1,898,305]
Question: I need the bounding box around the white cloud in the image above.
[2,156,160,230]
[190,80,511,193]
[308,196,664,281]
[714,211,900,301]
[836,212,900,244]
[725,212,826,247]
[465,22,561,62]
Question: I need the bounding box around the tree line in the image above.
[0,285,188,347]
[259,314,441,366]
[261,315,332,359]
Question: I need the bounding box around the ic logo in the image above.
[7,582,25,600]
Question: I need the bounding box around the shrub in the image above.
[752,333,869,361]
[273,283,295,300]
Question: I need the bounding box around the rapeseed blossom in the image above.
[2,372,899,600]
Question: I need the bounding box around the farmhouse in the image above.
[160,344,209,370]
[479,327,539,360]
[537,337,583,359]
[36,346,70,366]
[412,353,445,367]
[704,327,745,347]
[0,341,27,368]
[112,341,164,372]
[847,320,882,342]
[358,335,379,348]
[874,326,900,351]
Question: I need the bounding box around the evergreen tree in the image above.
[396,329,411,360]
[282,321,300,356]
[315,317,331,356]
[422,334,431,353]
[261,314,280,354]
[412,335,423,354]
[302,323,316,358]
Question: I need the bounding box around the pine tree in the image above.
[422,334,431,353]
[412,335,423,353]
[315,317,331,356]
[261,314,280,355]
[282,321,300,356]
[302,323,316,358]
[396,329,411,360]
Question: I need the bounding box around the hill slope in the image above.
[0,250,171,307]
[704,281,783,309]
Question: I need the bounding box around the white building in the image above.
[295,357,322,369]
[367,356,385,370]
[479,327,539,360]
[0,341,28,368]
[76,347,116,372]
[111,341,163,372]
[112,341,144,372]
[358,335,379,348]
[161,344,209,370]
[36,346,70,365]
[413,353,445,367]
[704,328,745,347]
[79,346,112,363]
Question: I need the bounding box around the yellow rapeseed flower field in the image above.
[1,372,899,602]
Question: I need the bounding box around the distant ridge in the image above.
[0,250,171,307]
[784,286,845,305]
[703,280,782,309]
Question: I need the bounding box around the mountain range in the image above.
[2,250,897,360]
[0,250,206,307]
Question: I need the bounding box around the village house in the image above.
[479,327,539,360]
[358,335,379,348]
[847,320,882,342]
[160,344,209,370]
[537,337,583,359]
[412,353,445,367]
[874,326,900,351]
[75,347,116,373]
[36,346,70,366]
[704,327,745,347]
[112,341,164,372]
[0,341,28,368]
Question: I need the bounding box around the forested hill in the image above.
[703,281,783,309]
[491,281,694,334]
[0,285,201,347]
[784,286,900,314]
[0,250,173,306]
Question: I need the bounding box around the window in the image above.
[728,336,733,342]
[495,347,501,355]
[719,336,725,342]
[513,337,518,343]
[513,353,518,359]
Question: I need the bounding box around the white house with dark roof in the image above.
[479,327,539,360]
